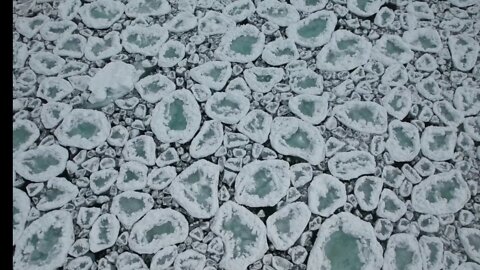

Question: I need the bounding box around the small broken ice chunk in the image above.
[54,109,110,149]
[262,38,299,66]
[374,7,394,27]
[170,159,220,218]
[205,92,250,124]
[191,83,212,102]
[89,213,120,252]
[420,126,457,161]
[381,86,412,120]
[406,1,434,20]
[400,13,419,31]
[381,64,408,87]
[135,73,175,104]
[128,208,188,254]
[459,228,480,264]
[111,190,154,229]
[346,0,385,17]
[15,14,49,38]
[177,1,195,15]
[354,176,383,212]
[290,163,313,187]
[308,174,346,217]
[157,40,185,68]
[419,236,444,270]
[448,35,479,71]
[433,100,465,127]
[316,30,372,71]
[13,119,39,153]
[210,201,268,270]
[372,34,414,66]
[174,250,206,270]
[122,135,156,165]
[383,233,422,270]
[116,161,148,191]
[288,94,328,125]
[13,188,30,245]
[156,147,180,167]
[37,77,73,102]
[374,218,393,241]
[59,61,88,78]
[376,189,406,222]
[107,125,129,147]
[266,202,311,250]
[286,10,336,48]
[151,89,201,143]
[190,61,232,91]
[36,177,79,211]
[147,166,176,190]
[235,159,290,207]
[14,145,68,182]
[198,11,235,36]
[415,53,438,72]
[244,67,284,93]
[414,158,435,177]
[412,170,470,215]
[256,0,300,27]
[307,212,383,270]
[121,24,168,56]
[90,168,118,194]
[190,120,224,159]
[40,20,77,41]
[57,0,81,20]
[215,24,265,63]
[290,0,328,12]
[464,116,480,141]
[454,86,480,116]
[220,132,248,149]
[84,31,123,61]
[76,207,101,229]
[87,61,139,105]
[382,165,405,189]
[13,210,74,270]
[79,0,125,29]
[116,252,147,270]
[270,117,326,164]
[16,69,37,86]
[222,0,255,22]
[164,12,198,33]
[125,0,171,17]
[325,137,346,157]
[418,215,440,233]
[66,256,93,270]
[334,101,388,134]
[289,68,324,95]
[13,42,28,69]
[416,76,442,101]
[237,110,272,144]
[370,135,385,156]
[328,151,376,180]
[29,51,66,76]
[54,34,86,59]
[385,120,420,162]
[150,246,178,269]
[402,28,442,53]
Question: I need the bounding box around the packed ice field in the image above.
[11,0,480,269]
